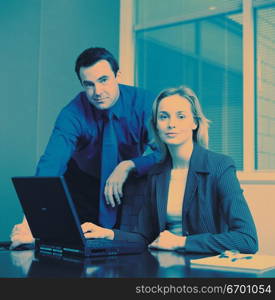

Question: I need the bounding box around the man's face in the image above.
[79,60,120,110]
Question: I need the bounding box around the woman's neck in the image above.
[168,141,194,169]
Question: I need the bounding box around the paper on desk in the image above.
[190,254,275,273]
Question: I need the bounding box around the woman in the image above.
[82,85,259,254]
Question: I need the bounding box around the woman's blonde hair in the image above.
[150,85,210,160]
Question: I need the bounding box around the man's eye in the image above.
[100,77,108,83]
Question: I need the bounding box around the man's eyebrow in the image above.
[82,80,94,85]
[98,75,108,81]
[82,75,108,85]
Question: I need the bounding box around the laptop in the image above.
[11,176,145,257]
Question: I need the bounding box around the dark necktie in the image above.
[99,111,118,228]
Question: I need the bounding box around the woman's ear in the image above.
[192,118,198,130]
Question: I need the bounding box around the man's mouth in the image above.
[94,97,107,103]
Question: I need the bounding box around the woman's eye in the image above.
[159,115,167,120]
[178,115,186,119]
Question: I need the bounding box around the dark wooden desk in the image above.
[1,249,275,278]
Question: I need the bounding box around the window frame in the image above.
[119,0,275,182]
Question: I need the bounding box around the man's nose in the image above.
[94,83,103,96]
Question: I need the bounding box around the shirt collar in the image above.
[109,90,122,119]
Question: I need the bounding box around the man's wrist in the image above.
[122,160,135,173]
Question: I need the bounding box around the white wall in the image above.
[0,0,119,240]
[241,183,275,255]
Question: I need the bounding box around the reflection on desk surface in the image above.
[1,249,275,278]
[28,250,160,278]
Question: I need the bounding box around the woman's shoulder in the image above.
[148,145,237,176]
[202,147,236,172]
[205,147,234,162]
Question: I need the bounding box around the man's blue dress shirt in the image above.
[35,84,159,177]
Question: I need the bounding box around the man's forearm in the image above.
[131,151,161,176]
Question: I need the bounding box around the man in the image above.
[10,47,159,248]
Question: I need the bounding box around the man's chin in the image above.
[89,97,118,110]
[92,102,111,110]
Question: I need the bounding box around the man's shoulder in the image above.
[120,84,155,99]
[119,83,146,93]
[61,92,87,114]
[119,84,156,110]
[54,92,89,124]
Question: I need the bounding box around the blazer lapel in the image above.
[182,168,198,218]
[151,144,210,233]
[154,160,171,231]
[182,144,208,219]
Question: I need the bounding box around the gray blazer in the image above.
[114,144,258,254]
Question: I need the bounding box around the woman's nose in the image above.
[168,119,176,129]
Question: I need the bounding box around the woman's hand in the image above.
[81,222,114,240]
[149,230,186,250]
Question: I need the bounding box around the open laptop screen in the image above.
[11,176,85,248]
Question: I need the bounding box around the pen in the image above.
[219,250,254,262]
[231,256,253,262]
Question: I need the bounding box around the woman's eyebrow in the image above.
[158,110,168,114]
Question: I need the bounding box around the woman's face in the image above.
[156,94,197,147]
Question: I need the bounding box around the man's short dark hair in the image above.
[75,47,119,82]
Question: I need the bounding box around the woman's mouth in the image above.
[165,132,178,137]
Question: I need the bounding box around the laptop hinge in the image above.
[36,240,84,256]
[39,244,63,253]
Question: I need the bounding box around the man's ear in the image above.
[116,70,122,83]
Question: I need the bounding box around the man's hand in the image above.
[104,160,135,207]
[81,222,114,240]
[149,230,186,251]
[10,216,35,249]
